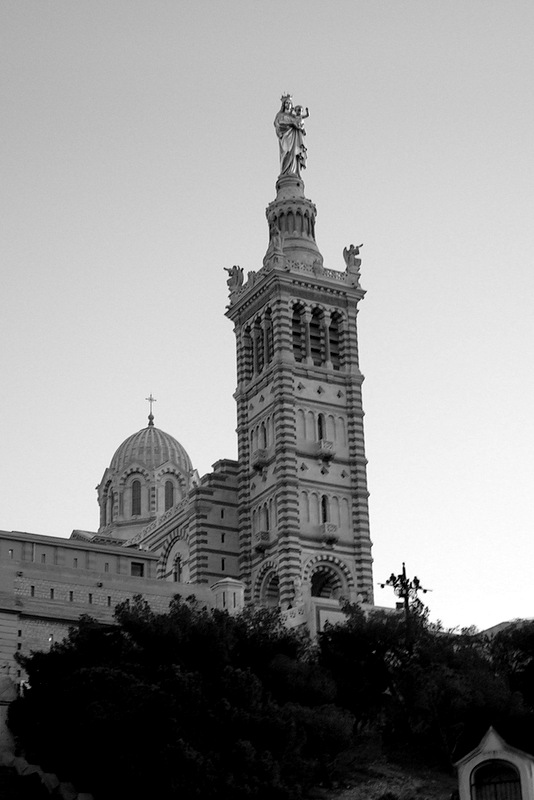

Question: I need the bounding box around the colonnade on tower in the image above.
[225,103,374,621]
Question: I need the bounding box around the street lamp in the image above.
[379,563,430,648]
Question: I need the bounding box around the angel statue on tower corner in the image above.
[343,243,363,287]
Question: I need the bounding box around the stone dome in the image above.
[109,422,193,475]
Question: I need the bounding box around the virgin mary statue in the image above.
[274,95,309,178]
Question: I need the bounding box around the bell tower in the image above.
[225,97,373,628]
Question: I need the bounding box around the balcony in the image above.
[320,522,339,547]
[254,530,270,553]
[315,439,335,461]
[280,604,307,629]
[251,448,269,470]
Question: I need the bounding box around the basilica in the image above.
[0,100,374,679]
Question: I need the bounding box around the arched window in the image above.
[296,408,305,439]
[317,413,326,441]
[131,480,141,516]
[165,480,174,511]
[338,416,347,446]
[310,492,320,524]
[243,326,253,381]
[287,210,294,232]
[167,540,190,584]
[254,318,264,373]
[269,497,276,528]
[331,495,341,526]
[105,487,113,525]
[341,497,350,527]
[320,494,329,524]
[329,312,342,370]
[307,410,314,439]
[292,305,304,362]
[300,491,310,522]
[260,421,267,449]
[264,308,274,363]
[309,308,324,366]
[260,505,269,531]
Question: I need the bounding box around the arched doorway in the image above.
[164,538,191,583]
[260,571,280,607]
[310,565,344,599]
[471,760,521,800]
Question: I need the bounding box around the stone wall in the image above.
[0,529,215,680]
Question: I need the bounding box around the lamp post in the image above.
[379,563,430,649]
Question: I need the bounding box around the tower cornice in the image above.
[226,263,365,322]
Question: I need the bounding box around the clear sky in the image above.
[1,0,533,631]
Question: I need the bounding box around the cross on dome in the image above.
[145,393,157,427]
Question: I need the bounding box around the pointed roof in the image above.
[454,727,534,767]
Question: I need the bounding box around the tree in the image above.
[9,596,353,800]
[319,603,518,766]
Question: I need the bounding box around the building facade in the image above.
[0,106,374,678]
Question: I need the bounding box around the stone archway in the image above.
[158,529,191,582]
[254,561,280,608]
[262,572,280,607]
[303,554,355,600]
[310,567,344,599]
[471,760,522,800]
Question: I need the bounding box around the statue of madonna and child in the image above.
[274,94,309,178]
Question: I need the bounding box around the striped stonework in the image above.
[226,171,374,619]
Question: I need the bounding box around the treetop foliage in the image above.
[10,597,348,800]
[9,597,534,800]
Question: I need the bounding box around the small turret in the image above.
[264,172,323,267]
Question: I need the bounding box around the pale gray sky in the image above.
[1,0,533,630]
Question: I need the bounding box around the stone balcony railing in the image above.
[251,448,269,470]
[315,439,335,461]
[253,530,270,552]
[320,523,339,547]
[227,258,359,308]
[280,603,306,629]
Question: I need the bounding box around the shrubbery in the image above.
[9,597,351,800]
[9,596,534,799]
[319,604,534,764]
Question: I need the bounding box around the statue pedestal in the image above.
[266,174,323,268]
